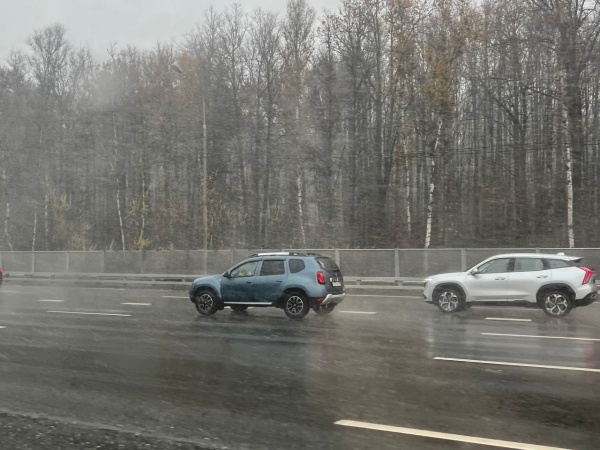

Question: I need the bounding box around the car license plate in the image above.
[332,281,341,287]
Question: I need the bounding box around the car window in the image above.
[477,258,511,274]
[316,257,340,272]
[230,261,259,278]
[259,260,285,276]
[514,258,544,272]
[289,259,305,273]
[545,259,573,269]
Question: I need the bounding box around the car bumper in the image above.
[574,291,598,307]
[423,283,433,303]
[321,293,345,306]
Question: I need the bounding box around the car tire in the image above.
[314,304,336,315]
[230,305,248,312]
[195,290,219,315]
[541,291,573,317]
[283,292,310,319]
[435,287,465,313]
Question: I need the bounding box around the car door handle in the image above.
[246,281,253,284]
[276,280,283,283]
[536,275,548,278]
[495,277,506,280]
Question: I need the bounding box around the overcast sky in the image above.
[1,0,341,62]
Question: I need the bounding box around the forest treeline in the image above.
[1,0,599,251]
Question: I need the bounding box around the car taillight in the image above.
[580,266,595,284]
[316,271,326,284]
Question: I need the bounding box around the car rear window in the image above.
[288,259,305,273]
[545,259,574,269]
[316,257,340,272]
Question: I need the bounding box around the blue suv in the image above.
[189,252,345,319]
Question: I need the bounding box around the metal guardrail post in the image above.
[394,249,400,278]
[31,251,35,273]
[335,248,340,267]
[66,251,70,273]
[461,249,466,272]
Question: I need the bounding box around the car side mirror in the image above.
[223,271,231,278]
[470,269,479,276]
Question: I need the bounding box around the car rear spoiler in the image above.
[557,252,583,262]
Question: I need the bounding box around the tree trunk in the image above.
[425,120,443,249]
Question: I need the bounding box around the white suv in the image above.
[423,253,598,317]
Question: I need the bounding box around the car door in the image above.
[220,260,259,302]
[465,257,512,301]
[506,257,550,302]
[252,259,287,303]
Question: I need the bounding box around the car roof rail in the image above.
[249,251,317,257]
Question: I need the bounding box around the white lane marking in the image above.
[89,288,126,290]
[339,311,377,315]
[38,299,65,302]
[162,296,188,299]
[47,311,132,317]
[121,302,151,306]
[435,357,600,373]
[0,326,5,329]
[485,317,531,322]
[335,420,570,450]
[482,332,600,342]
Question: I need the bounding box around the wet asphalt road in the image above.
[0,285,599,450]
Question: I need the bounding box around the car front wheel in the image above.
[195,290,219,315]
[283,292,310,319]
[541,291,573,317]
[435,288,464,313]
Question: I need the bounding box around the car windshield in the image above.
[2,1,600,449]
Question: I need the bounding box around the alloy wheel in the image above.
[544,293,569,316]
[287,295,305,315]
[197,293,214,313]
[438,291,459,312]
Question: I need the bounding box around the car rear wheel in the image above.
[195,290,219,315]
[230,305,248,312]
[435,288,464,313]
[283,292,310,319]
[541,291,572,317]
[314,304,336,315]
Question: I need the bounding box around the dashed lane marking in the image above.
[38,299,65,302]
[335,420,571,450]
[89,288,126,290]
[482,332,600,342]
[47,311,132,317]
[485,317,531,322]
[434,357,600,373]
[339,311,377,315]
[121,302,151,306]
